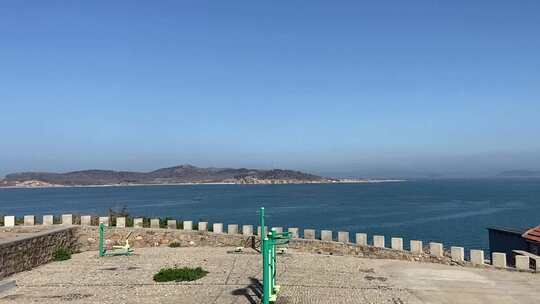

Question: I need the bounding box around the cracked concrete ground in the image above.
[1,247,539,304]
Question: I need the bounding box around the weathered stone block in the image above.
[391,237,403,251]
[228,224,239,234]
[451,246,464,262]
[515,255,530,270]
[183,221,193,231]
[257,226,269,236]
[492,252,507,268]
[430,242,443,257]
[24,215,35,226]
[271,227,283,233]
[116,217,126,228]
[167,220,177,229]
[373,235,385,248]
[99,217,110,226]
[43,215,54,225]
[470,249,484,265]
[410,240,423,253]
[4,216,15,227]
[150,219,160,229]
[81,215,92,226]
[288,227,299,238]
[304,229,316,239]
[242,225,253,236]
[213,223,223,234]
[356,233,367,246]
[321,230,333,241]
[198,222,208,231]
[133,218,143,228]
[61,214,73,225]
[338,231,350,243]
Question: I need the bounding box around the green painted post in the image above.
[98,223,104,257]
[262,233,270,304]
[260,207,266,240]
[260,207,270,304]
[271,229,276,294]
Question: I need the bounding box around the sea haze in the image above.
[1,178,539,252]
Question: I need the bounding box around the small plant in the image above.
[153,267,208,282]
[168,242,181,248]
[53,247,71,261]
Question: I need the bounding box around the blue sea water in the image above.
[1,179,539,252]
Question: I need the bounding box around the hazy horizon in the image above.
[2,1,539,178]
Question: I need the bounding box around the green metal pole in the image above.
[260,207,270,304]
[260,207,265,241]
[262,233,270,304]
[98,223,104,257]
[272,237,277,293]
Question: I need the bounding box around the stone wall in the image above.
[1,214,539,277]
[76,226,254,252]
[0,226,79,279]
[76,226,457,265]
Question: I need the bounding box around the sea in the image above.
[1,178,539,252]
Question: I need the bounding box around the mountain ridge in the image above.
[1,165,332,187]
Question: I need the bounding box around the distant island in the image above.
[497,170,540,178]
[0,165,400,188]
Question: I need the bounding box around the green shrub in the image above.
[153,267,208,282]
[53,247,71,261]
[168,242,181,248]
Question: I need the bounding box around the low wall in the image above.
[76,226,457,265]
[1,214,538,278]
[76,226,254,252]
[0,226,79,279]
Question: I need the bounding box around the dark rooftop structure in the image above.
[488,225,540,265]
[523,225,540,243]
[522,225,540,255]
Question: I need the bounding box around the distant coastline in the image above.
[0,179,407,189]
[0,164,407,189]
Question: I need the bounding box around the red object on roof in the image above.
[522,225,540,243]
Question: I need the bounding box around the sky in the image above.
[1,1,539,178]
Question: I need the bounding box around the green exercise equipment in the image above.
[99,223,134,257]
[259,207,291,304]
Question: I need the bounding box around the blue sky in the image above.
[1,1,539,178]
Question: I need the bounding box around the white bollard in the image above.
[61,214,73,225]
[373,235,385,248]
[410,240,423,253]
[81,215,92,226]
[515,255,530,270]
[183,221,193,231]
[356,233,368,246]
[99,216,110,227]
[133,218,144,228]
[116,217,126,228]
[24,215,35,226]
[228,224,239,234]
[242,225,254,236]
[430,242,444,257]
[150,219,160,228]
[391,237,403,251]
[287,227,299,238]
[492,252,507,268]
[451,246,464,262]
[213,223,224,234]
[470,249,485,265]
[303,229,316,239]
[338,231,350,243]
[4,216,15,227]
[198,222,208,231]
[321,230,333,241]
[167,220,177,229]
